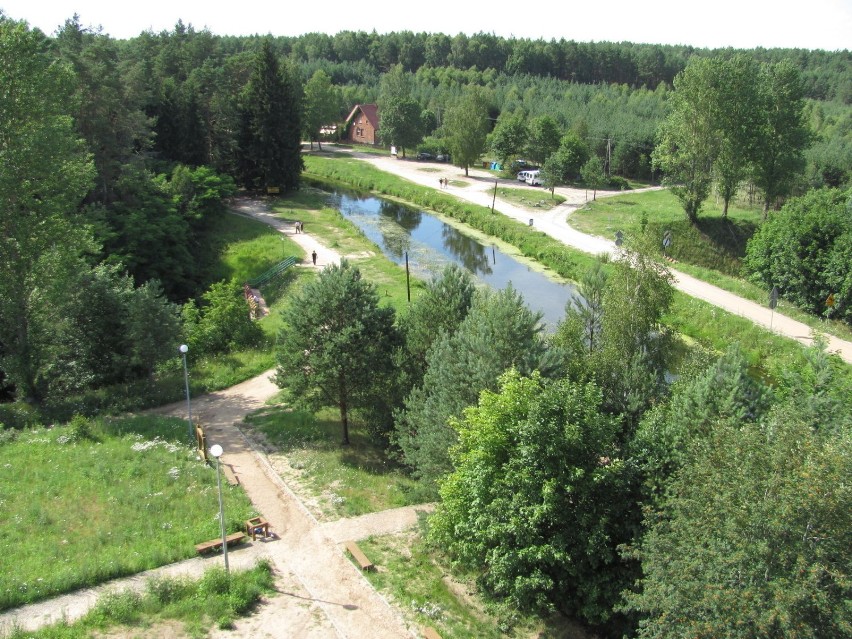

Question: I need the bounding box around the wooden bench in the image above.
[222,463,239,486]
[195,532,246,554]
[344,540,375,571]
[422,628,443,639]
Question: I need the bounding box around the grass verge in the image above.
[243,407,430,519]
[357,529,593,639]
[0,415,256,611]
[5,561,275,638]
[570,189,852,342]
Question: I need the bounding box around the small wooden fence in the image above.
[248,256,298,288]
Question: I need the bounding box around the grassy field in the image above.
[244,407,430,519]
[0,415,257,612]
[496,186,566,210]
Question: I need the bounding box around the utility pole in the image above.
[606,138,612,178]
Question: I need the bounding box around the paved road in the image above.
[351,151,852,364]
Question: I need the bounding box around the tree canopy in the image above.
[275,260,399,445]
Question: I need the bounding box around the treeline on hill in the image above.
[113,22,850,190]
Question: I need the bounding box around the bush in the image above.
[183,279,265,356]
[0,402,42,431]
[745,187,851,324]
[607,176,630,190]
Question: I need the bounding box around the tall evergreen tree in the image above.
[237,39,303,191]
[398,264,476,392]
[54,16,152,204]
[394,285,556,485]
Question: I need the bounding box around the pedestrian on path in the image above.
[312,250,317,265]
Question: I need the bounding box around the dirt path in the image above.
[230,196,341,269]
[1,260,425,637]
[343,149,852,364]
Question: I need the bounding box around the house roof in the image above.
[344,103,379,130]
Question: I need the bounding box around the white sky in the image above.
[2,0,850,51]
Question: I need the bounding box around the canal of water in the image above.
[321,186,578,329]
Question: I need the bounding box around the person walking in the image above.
[311,250,317,265]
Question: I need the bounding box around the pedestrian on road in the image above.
[312,250,317,265]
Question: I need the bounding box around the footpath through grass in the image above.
[571,190,852,343]
[5,562,275,639]
[0,415,256,612]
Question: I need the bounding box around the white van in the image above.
[525,170,542,186]
[517,170,532,182]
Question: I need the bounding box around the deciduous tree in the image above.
[430,370,637,629]
[487,110,528,166]
[745,187,851,324]
[443,86,491,176]
[0,17,95,401]
[303,69,341,151]
[652,57,723,223]
[377,64,423,156]
[751,59,812,218]
[580,155,606,200]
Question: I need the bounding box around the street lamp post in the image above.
[209,444,230,576]
[179,344,193,442]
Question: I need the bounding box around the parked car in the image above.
[436,154,450,162]
[417,152,433,160]
[525,170,542,186]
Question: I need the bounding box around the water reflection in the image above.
[321,186,575,329]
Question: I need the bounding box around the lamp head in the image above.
[179,344,188,354]
[209,444,223,458]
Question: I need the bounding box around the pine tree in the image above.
[237,39,303,191]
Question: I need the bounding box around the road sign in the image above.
[769,286,779,310]
[662,230,672,249]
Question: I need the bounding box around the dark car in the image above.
[436,154,450,162]
[417,152,433,160]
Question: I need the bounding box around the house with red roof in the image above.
[344,103,379,145]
